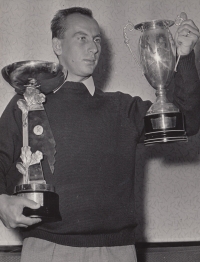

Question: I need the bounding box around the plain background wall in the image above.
[0,0,200,245]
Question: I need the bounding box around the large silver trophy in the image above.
[2,61,64,222]
[124,19,188,145]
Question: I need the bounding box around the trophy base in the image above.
[14,183,61,222]
[144,112,188,146]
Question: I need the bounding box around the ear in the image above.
[52,38,62,56]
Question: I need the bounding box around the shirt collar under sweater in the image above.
[53,76,95,96]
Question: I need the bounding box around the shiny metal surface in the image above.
[1,60,63,91]
[151,115,176,129]
[133,19,187,144]
[17,192,44,207]
[136,20,175,90]
[134,19,174,31]
[15,183,55,193]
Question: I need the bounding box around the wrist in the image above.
[178,50,195,60]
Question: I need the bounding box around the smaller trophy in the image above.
[124,19,188,145]
[2,60,64,222]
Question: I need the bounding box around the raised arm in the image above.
[173,13,200,135]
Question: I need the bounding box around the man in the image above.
[0,7,200,262]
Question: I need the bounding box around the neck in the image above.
[61,68,91,83]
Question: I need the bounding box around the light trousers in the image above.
[20,237,137,262]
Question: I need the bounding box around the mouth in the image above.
[83,59,96,65]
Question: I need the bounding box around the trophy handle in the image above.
[123,21,144,74]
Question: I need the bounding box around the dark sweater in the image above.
[0,51,200,247]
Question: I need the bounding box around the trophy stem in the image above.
[155,88,168,103]
[16,84,61,222]
[17,86,46,184]
[22,114,29,147]
[21,107,29,184]
[147,88,179,116]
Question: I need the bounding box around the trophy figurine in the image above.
[124,19,188,145]
[1,60,64,222]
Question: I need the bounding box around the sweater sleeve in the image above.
[119,92,152,143]
[173,50,200,136]
[0,95,22,194]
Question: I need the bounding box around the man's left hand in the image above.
[175,12,200,56]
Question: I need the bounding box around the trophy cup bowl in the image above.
[2,61,63,222]
[124,20,188,145]
[2,60,64,95]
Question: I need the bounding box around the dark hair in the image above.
[51,7,93,39]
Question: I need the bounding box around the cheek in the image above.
[63,46,82,65]
[70,52,82,64]
[63,53,76,64]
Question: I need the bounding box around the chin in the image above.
[82,69,95,76]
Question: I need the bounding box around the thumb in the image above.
[175,12,187,26]
[179,12,187,22]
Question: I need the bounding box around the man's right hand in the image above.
[0,194,42,228]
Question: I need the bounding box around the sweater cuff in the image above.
[177,50,195,71]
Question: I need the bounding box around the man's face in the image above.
[53,13,101,82]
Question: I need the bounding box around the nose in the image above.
[88,40,99,54]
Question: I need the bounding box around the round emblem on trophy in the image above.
[33,125,44,135]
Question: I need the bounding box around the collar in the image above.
[81,76,95,96]
[53,76,95,96]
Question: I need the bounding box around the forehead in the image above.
[64,13,100,35]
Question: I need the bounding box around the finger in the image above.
[175,12,187,26]
[21,197,41,210]
[177,36,198,48]
[178,22,200,34]
[6,216,42,229]
[17,221,41,228]
[17,224,29,228]
[176,12,199,33]
[18,215,42,226]
[180,19,199,28]
[178,29,200,41]
[178,27,200,38]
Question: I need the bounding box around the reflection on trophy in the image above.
[124,20,188,145]
[1,61,64,222]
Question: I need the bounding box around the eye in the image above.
[77,35,87,42]
[94,37,101,44]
